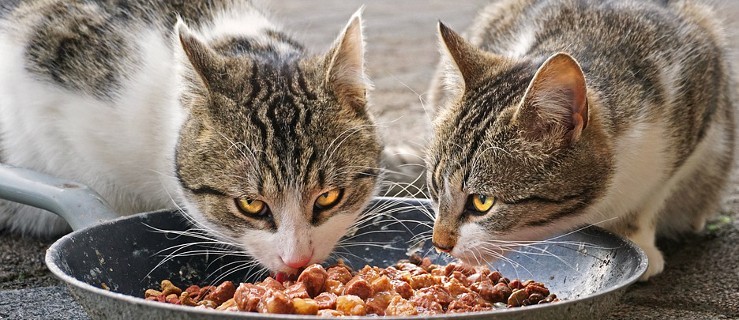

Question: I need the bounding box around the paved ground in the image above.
[1,1,738,319]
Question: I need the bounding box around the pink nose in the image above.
[282,255,313,269]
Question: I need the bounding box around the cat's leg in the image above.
[0,200,71,238]
[656,119,734,236]
[657,157,731,236]
[614,208,664,281]
[630,213,664,281]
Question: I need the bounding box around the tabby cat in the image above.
[426,0,734,280]
[0,0,382,274]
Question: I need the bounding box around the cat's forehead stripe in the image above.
[435,64,532,189]
[461,69,531,163]
[244,62,263,103]
[295,66,319,101]
[243,61,341,194]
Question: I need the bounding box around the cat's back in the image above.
[0,0,264,99]
[471,0,726,69]
[470,0,732,142]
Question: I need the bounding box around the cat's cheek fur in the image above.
[237,211,358,273]
[451,223,490,264]
[309,212,358,267]
[239,229,299,273]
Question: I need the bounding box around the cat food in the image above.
[145,256,558,316]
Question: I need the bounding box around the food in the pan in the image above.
[145,256,559,316]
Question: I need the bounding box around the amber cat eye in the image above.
[315,188,343,210]
[236,197,267,216]
[467,194,495,214]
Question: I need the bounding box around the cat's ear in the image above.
[437,22,497,93]
[325,8,370,109]
[175,19,225,91]
[516,53,589,145]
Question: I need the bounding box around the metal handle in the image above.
[0,164,118,230]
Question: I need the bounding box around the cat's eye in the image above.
[315,188,343,210]
[236,197,267,216]
[467,194,495,214]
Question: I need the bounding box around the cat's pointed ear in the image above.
[325,8,370,109]
[175,19,225,91]
[438,22,493,91]
[516,53,589,145]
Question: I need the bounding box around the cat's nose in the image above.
[281,254,313,269]
[433,241,454,253]
[432,224,458,254]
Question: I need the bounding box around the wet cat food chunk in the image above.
[146,255,558,316]
[233,283,265,312]
[298,264,328,298]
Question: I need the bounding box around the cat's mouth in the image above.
[270,267,307,283]
[272,272,291,283]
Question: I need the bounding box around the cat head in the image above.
[173,11,382,274]
[426,23,614,264]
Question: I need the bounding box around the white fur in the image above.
[587,121,672,226]
[505,28,534,58]
[586,113,728,280]
[583,119,672,280]
[655,53,683,108]
[0,25,186,235]
[453,223,491,264]
[198,6,273,41]
[196,5,296,56]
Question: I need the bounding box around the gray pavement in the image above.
[1,1,738,319]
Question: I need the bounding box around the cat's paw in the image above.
[638,244,665,281]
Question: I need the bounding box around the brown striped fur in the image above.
[426,0,735,280]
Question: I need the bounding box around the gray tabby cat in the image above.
[0,0,382,274]
[426,0,734,280]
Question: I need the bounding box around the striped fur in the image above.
[0,0,381,273]
[427,0,734,280]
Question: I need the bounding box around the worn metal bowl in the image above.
[0,164,647,319]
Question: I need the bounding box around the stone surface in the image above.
[0,286,87,320]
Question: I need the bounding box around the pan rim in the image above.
[44,197,648,319]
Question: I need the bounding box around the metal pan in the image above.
[0,164,647,319]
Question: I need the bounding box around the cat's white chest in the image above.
[574,118,673,229]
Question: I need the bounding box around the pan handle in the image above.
[0,164,118,230]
